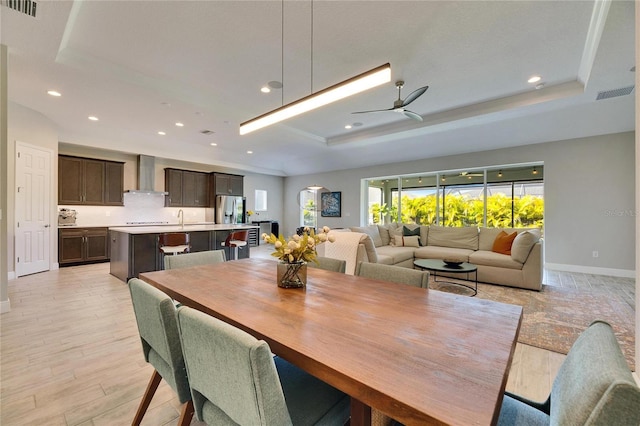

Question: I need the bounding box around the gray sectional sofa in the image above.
[345,223,543,290]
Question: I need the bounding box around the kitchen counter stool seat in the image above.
[159,233,191,256]
[221,230,248,261]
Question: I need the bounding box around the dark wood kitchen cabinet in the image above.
[165,168,209,207]
[59,227,110,265]
[213,173,243,196]
[58,155,124,206]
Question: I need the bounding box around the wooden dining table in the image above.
[140,258,522,426]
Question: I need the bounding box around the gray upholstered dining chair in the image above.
[355,262,429,289]
[163,249,226,270]
[308,256,347,273]
[176,305,351,425]
[498,320,640,426]
[128,278,193,426]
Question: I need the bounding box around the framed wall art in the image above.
[320,191,341,217]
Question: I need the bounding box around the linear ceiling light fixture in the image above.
[239,63,391,135]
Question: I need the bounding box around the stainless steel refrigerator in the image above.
[215,195,245,224]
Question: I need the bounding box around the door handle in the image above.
[44,224,50,228]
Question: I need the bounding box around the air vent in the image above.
[200,130,215,135]
[2,0,37,17]
[596,86,635,101]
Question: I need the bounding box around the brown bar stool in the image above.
[158,233,191,256]
[221,230,248,261]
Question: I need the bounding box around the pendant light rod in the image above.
[240,63,391,135]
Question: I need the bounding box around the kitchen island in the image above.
[109,224,259,282]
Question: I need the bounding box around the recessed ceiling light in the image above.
[353,122,363,127]
[47,90,61,97]
[88,116,99,121]
[175,122,184,127]
[210,142,217,146]
[267,81,283,89]
[261,86,271,93]
[535,83,545,90]
[527,75,542,84]
[345,125,352,129]
[247,150,253,154]
[158,131,166,135]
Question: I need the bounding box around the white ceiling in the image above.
[2,0,635,176]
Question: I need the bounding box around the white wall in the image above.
[284,132,635,276]
[7,102,59,277]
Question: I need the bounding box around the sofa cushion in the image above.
[388,223,403,245]
[388,223,428,246]
[469,250,523,270]
[511,230,541,263]
[403,226,421,244]
[376,245,416,264]
[492,231,517,255]
[376,254,394,265]
[377,225,391,246]
[413,246,474,262]
[479,227,541,251]
[427,226,478,250]
[350,225,383,248]
[393,235,420,247]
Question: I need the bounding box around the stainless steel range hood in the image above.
[125,155,168,195]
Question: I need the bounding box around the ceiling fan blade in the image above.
[351,107,394,114]
[401,86,429,107]
[403,110,423,121]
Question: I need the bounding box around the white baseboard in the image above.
[7,270,15,280]
[0,298,11,314]
[545,263,635,279]
[633,372,639,386]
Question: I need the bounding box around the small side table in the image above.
[414,259,478,296]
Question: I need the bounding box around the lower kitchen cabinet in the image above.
[59,227,110,265]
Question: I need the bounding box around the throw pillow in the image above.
[393,235,420,247]
[511,231,540,263]
[377,225,391,246]
[492,230,517,255]
[403,225,422,246]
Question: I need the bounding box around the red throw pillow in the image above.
[492,230,517,255]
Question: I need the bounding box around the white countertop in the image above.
[108,223,259,234]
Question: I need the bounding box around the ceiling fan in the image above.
[352,80,428,121]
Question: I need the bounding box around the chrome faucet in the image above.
[178,209,184,229]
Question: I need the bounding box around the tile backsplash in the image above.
[59,193,208,226]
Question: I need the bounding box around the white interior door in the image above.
[15,142,52,277]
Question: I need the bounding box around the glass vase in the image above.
[277,261,307,288]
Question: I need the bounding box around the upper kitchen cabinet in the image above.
[213,173,243,196]
[58,155,124,206]
[165,168,209,207]
[105,161,124,205]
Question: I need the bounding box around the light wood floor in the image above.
[4,246,631,425]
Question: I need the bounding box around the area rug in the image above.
[430,281,636,369]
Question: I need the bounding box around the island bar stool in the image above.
[221,230,249,261]
[158,232,191,256]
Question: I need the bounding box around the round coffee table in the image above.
[414,259,478,296]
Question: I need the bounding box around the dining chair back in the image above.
[164,249,226,270]
[498,320,640,425]
[176,305,350,425]
[127,278,193,426]
[158,232,191,255]
[221,230,249,260]
[308,256,347,273]
[355,262,430,288]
